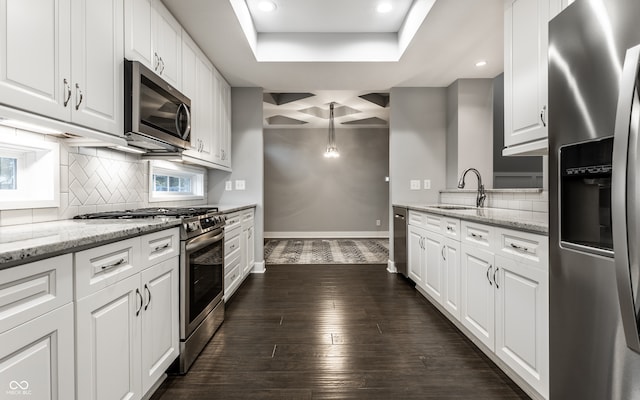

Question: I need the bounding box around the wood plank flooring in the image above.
[151,265,530,400]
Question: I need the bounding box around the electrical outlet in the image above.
[235,180,246,190]
[225,181,232,191]
[376,220,381,226]
[424,179,431,190]
[410,180,421,190]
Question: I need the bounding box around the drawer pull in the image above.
[153,243,170,252]
[446,226,454,232]
[510,243,530,253]
[470,232,484,239]
[230,244,236,249]
[101,258,125,270]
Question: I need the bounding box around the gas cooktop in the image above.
[74,207,219,219]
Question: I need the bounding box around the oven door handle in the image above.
[186,229,224,253]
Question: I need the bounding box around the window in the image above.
[149,160,205,202]
[0,132,59,210]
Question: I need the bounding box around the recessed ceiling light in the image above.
[258,1,277,12]
[377,3,392,13]
[475,60,488,67]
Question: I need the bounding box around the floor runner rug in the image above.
[264,239,389,265]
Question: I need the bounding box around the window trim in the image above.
[148,160,205,203]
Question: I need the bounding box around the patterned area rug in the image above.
[264,239,389,265]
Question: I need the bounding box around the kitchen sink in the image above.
[429,205,477,210]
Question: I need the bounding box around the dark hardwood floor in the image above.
[151,264,530,400]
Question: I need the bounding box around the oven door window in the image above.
[188,239,223,324]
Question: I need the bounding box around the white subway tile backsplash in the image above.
[33,207,59,223]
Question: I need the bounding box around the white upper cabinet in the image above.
[70,0,124,134]
[124,0,181,89]
[214,69,232,169]
[0,0,123,135]
[503,0,560,156]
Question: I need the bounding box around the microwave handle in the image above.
[176,103,191,140]
[612,43,640,353]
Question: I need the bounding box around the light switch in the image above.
[424,179,431,190]
[225,181,232,191]
[410,180,421,190]
[235,180,246,190]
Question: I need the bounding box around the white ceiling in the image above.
[162,0,504,128]
[245,0,415,33]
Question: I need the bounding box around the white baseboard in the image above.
[251,261,266,274]
[387,259,397,274]
[264,231,390,239]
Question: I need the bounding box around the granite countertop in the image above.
[0,218,182,269]
[214,204,257,214]
[399,204,548,235]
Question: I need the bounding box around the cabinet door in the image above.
[195,55,214,160]
[442,238,461,321]
[407,225,425,288]
[0,0,71,121]
[70,0,124,135]
[504,0,549,148]
[423,231,444,304]
[76,274,142,400]
[495,255,549,398]
[140,258,179,394]
[0,303,74,400]
[153,0,181,89]
[217,73,232,168]
[124,0,155,70]
[461,244,495,350]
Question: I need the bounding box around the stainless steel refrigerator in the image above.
[549,0,640,398]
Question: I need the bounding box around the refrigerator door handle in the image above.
[612,44,640,353]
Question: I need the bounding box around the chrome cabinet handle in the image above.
[509,243,529,253]
[540,105,547,127]
[494,267,500,289]
[101,258,125,270]
[470,232,483,239]
[159,57,165,74]
[75,83,83,110]
[144,284,151,311]
[486,265,493,286]
[63,78,72,107]
[154,52,160,71]
[441,245,446,261]
[135,288,143,316]
[446,226,453,232]
[154,243,170,252]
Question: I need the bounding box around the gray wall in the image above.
[209,87,265,264]
[263,127,389,235]
[446,79,494,189]
[492,74,543,187]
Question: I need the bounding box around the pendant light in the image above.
[324,102,340,158]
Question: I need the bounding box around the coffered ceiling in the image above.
[162,0,504,129]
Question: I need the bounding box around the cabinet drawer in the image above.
[461,221,494,249]
[408,210,425,227]
[75,237,142,299]
[140,228,180,269]
[224,254,241,289]
[224,226,241,257]
[225,212,241,230]
[424,213,442,233]
[496,228,547,267]
[241,209,254,229]
[0,254,73,334]
[441,218,461,240]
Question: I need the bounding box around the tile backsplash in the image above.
[440,189,548,213]
[0,132,207,226]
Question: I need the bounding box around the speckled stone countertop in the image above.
[214,204,257,214]
[398,204,548,235]
[0,218,182,269]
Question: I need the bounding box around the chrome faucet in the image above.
[458,168,486,208]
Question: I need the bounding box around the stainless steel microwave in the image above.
[124,59,191,152]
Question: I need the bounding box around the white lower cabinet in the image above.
[495,254,549,398]
[461,244,496,350]
[241,209,255,277]
[224,208,256,301]
[76,229,179,400]
[408,209,548,399]
[0,302,75,400]
[0,254,75,400]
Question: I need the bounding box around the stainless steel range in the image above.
[75,206,226,374]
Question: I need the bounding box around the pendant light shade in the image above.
[324,102,340,158]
